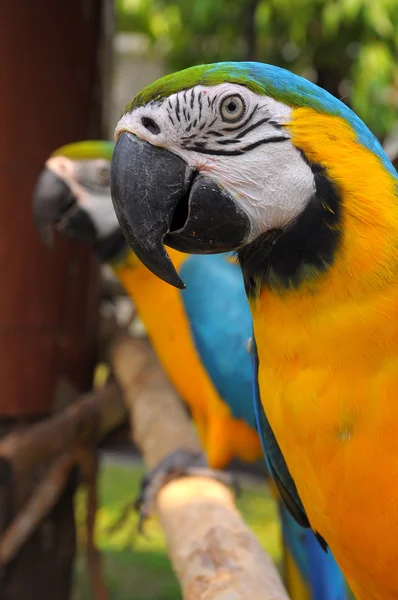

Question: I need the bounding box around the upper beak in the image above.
[33,167,96,246]
[110,132,251,289]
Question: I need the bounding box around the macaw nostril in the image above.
[141,116,161,135]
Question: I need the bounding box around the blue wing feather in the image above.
[179,254,255,427]
[305,528,349,600]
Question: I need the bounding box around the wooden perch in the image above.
[0,453,74,565]
[0,381,126,576]
[110,333,289,600]
[0,381,126,485]
[77,446,111,600]
[111,333,201,468]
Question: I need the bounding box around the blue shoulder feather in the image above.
[179,254,255,427]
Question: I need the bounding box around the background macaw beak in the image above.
[110,132,251,289]
[32,167,96,246]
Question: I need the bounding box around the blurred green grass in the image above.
[73,459,281,600]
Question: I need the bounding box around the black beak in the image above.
[110,132,251,289]
[32,167,96,246]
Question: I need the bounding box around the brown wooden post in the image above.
[0,1,112,598]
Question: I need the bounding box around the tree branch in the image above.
[0,382,126,485]
[0,453,74,565]
[110,334,290,600]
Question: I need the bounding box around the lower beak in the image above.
[33,168,96,245]
[110,132,251,289]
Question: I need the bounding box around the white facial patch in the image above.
[46,156,120,239]
[115,83,315,239]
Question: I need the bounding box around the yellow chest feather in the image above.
[252,109,398,599]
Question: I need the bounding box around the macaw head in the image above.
[110,62,397,291]
[33,140,122,256]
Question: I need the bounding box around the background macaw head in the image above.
[33,140,119,247]
[110,61,397,290]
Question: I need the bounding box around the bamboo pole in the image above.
[110,333,289,600]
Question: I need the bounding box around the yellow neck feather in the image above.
[252,111,398,596]
[285,108,398,300]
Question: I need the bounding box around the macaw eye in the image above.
[220,94,246,122]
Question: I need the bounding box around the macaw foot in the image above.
[135,449,240,533]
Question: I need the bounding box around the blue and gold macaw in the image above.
[33,140,347,600]
[110,61,398,600]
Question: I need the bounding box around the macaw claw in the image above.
[135,449,240,533]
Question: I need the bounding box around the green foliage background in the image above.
[116,0,397,140]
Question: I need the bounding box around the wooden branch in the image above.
[0,377,127,587]
[0,382,126,485]
[0,453,74,565]
[111,333,200,468]
[77,447,110,600]
[0,443,111,600]
[110,334,289,600]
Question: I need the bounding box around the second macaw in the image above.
[33,140,347,600]
[32,140,260,468]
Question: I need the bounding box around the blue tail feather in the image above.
[280,505,348,599]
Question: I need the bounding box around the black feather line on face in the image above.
[175,95,181,122]
[238,160,341,297]
[216,138,241,145]
[234,116,274,139]
[184,136,289,156]
[206,130,224,137]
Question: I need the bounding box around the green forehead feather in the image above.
[125,63,266,112]
[51,140,114,162]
